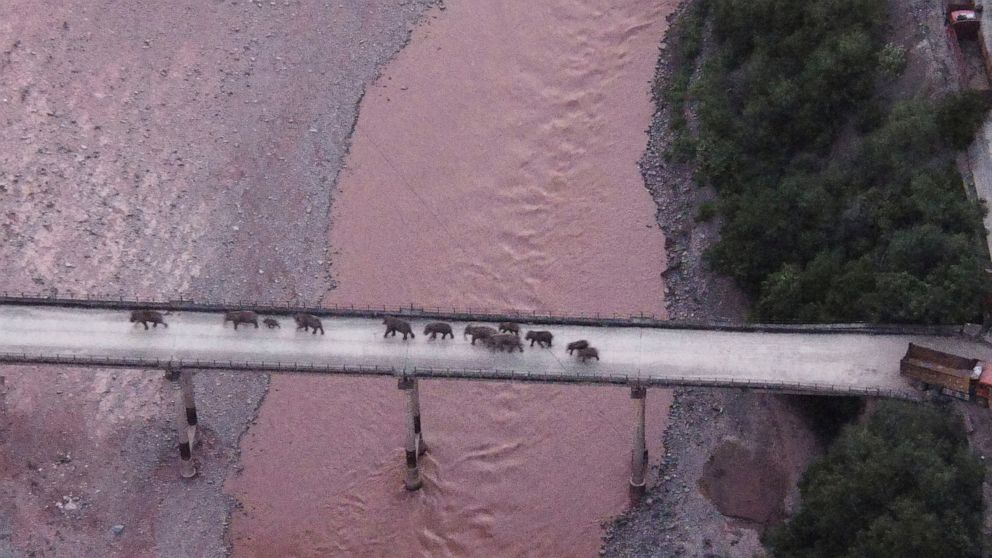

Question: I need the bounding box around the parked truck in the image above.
[947,0,981,37]
[943,0,992,96]
[900,343,992,404]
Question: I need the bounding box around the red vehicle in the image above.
[975,364,992,407]
[943,0,992,94]
[950,9,981,38]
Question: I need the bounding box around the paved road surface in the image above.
[1,305,989,397]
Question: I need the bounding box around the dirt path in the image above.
[226,0,678,556]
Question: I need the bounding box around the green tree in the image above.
[765,402,984,558]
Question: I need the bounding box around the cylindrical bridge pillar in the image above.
[174,369,197,479]
[629,385,648,499]
[410,377,427,456]
[179,369,198,446]
[399,376,424,491]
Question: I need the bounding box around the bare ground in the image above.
[0,1,433,555]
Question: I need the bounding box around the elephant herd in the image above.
[130,309,324,334]
[129,309,601,362]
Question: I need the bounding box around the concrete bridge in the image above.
[0,295,989,493]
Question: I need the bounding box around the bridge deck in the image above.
[1,304,990,398]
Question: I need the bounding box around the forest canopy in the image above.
[675,0,990,324]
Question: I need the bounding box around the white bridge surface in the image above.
[1,305,990,398]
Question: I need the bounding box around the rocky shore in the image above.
[602,3,824,556]
[636,9,747,326]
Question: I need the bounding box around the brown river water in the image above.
[226,0,677,555]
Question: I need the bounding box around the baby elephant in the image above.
[263,318,281,329]
[130,309,167,330]
[525,330,553,348]
[383,317,415,340]
[577,347,599,362]
[224,310,258,330]
[484,333,524,352]
[294,313,324,335]
[424,322,454,340]
[498,322,520,335]
[566,340,589,355]
[464,325,497,345]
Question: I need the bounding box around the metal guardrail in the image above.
[0,351,923,400]
[0,292,967,337]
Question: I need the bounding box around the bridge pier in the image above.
[629,385,648,500]
[178,369,199,446]
[172,369,197,479]
[411,377,427,456]
[399,376,425,490]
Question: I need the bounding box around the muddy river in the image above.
[226,0,677,555]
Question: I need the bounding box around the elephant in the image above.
[130,309,167,330]
[383,317,415,340]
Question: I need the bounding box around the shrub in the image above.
[878,42,908,77]
[695,200,718,222]
[668,131,697,163]
[765,402,984,558]
[936,91,990,149]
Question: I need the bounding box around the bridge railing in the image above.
[0,351,922,400]
[0,292,967,337]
